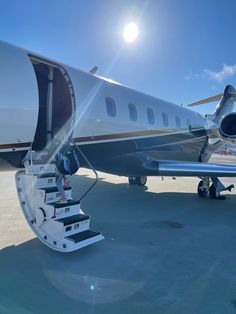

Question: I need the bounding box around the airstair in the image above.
[15,150,104,252]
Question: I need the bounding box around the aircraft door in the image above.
[0,41,38,150]
[30,58,75,151]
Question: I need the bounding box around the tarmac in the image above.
[1,154,236,314]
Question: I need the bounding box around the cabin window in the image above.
[175,116,181,129]
[162,112,169,127]
[128,103,137,121]
[147,108,155,125]
[105,97,116,117]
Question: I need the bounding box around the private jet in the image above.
[1,40,236,252]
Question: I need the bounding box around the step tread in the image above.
[56,214,89,226]
[37,173,56,178]
[39,186,71,193]
[66,230,101,243]
[32,160,55,165]
[49,199,80,208]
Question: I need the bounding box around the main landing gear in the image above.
[197,177,234,200]
[128,176,147,186]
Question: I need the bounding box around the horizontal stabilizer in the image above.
[187,85,236,107]
[187,93,223,107]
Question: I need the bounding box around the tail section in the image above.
[187,85,236,122]
[187,85,236,145]
[213,85,236,123]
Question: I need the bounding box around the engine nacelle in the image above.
[220,112,236,144]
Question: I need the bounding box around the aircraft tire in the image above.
[135,176,147,186]
[197,180,208,197]
[128,177,136,185]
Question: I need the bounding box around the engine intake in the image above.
[220,112,236,144]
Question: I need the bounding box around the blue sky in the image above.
[1,0,236,115]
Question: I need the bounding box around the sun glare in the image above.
[123,22,139,43]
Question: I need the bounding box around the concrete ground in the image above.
[1,155,236,314]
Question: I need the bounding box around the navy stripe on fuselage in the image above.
[73,127,206,144]
[0,142,31,150]
[76,128,208,176]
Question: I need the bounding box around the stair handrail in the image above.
[71,140,99,202]
[22,146,37,221]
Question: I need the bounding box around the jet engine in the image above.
[220,112,236,144]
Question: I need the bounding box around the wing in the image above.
[144,160,236,177]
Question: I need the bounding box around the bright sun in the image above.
[123,22,139,43]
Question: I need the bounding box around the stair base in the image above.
[15,169,104,252]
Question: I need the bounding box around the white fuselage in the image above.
[0,40,222,174]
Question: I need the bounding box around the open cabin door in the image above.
[0,41,38,150]
[29,56,75,151]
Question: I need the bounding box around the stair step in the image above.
[66,230,101,243]
[36,176,56,189]
[40,186,71,193]
[24,162,56,175]
[56,214,89,226]
[51,200,80,208]
[37,186,72,205]
[33,160,55,165]
[38,173,56,178]
[42,201,81,219]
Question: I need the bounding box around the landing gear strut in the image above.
[209,184,221,199]
[128,176,147,186]
[197,177,234,200]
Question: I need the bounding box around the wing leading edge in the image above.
[145,160,236,177]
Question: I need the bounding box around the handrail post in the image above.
[72,140,99,202]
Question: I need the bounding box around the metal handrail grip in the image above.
[72,140,99,202]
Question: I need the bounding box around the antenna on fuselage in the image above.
[89,66,99,74]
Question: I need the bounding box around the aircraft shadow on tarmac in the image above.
[70,173,236,218]
[1,174,236,313]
